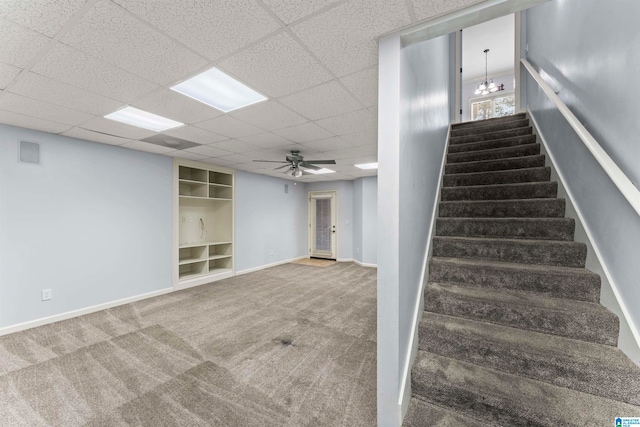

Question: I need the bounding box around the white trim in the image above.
[308,190,338,260]
[521,58,640,217]
[353,259,377,268]
[397,124,451,408]
[528,109,640,352]
[235,256,306,276]
[0,288,173,337]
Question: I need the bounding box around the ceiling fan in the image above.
[253,150,336,177]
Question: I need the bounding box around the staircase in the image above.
[404,113,640,426]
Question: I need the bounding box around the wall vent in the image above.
[19,141,40,165]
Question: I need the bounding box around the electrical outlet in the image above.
[188,216,194,223]
[41,289,52,301]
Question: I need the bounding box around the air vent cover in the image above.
[19,141,40,164]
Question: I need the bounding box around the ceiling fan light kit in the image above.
[252,150,336,179]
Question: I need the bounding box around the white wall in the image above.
[234,171,308,272]
[0,124,173,328]
[353,179,364,263]
[352,176,378,266]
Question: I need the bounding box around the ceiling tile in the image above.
[315,108,375,136]
[0,18,51,68]
[412,0,485,21]
[31,43,158,102]
[291,0,411,76]
[343,131,377,146]
[208,139,261,154]
[0,0,88,37]
[8,72,122,116]
[245,148,289,162]
[301,136,354,152]
[111,0,280,61]
[272,121,333,143]
[61,127,132,146]
[216,153,254,164]
[161,125,228,145]
[79,117,157,140]
[60,1,208,85]
[165,150,209,161]
[0,63,21,89]
[262,0,343,24]
[0,92,92,125]
[184,144,233,158]
[278,81,362,120]
[239,132,292,148]
[195,115,263,139]
[121,140,176,154]
[199,157,237,167]
[230,100,306,131]
[340,66,378,107]
[219,32,332,98]
[320,144,377,160]
[0,109,71,134]
[233,163,269,172]
[335,154,377,165]
[132,89,223,125]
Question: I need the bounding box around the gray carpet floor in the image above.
[0,262,377,426]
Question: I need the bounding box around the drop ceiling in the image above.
[0,0,487,182]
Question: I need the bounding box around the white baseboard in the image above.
[235,256,307,276]
[353,259,378,268]
[0,287,173,337]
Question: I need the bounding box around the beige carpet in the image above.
[0,262,377,426]
[291,258,337,267]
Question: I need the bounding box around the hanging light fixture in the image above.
[475,49,504,96]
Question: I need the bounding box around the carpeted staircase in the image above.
[404,113,640,426]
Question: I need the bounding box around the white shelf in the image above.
[179,257,206,265]
[179,195,232,201]
[209,182,232,188]
[179,241,232,249]
[179,270,209,280]
[208,267,233,275]
[179,178,207,185]
[208,254,232,260]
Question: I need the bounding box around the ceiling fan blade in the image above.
[299,162,320,170]
[304,159,336,165]
[274,164,291,170]
[253,160,289,163]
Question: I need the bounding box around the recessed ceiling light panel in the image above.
[104,106,184,132]
[354,162,378,170]
[171,67,267,113]
[304,168,336,175]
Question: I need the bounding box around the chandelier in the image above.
[474,49,504,96]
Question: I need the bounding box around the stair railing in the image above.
[521,58,640,217]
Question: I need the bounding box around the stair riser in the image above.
[424,286,618,345]
[441,182,557,201]
[451,127,532,145]
[439,199,566,218]
[448,134,536,154]
[451,119,530,138]
[418,320,638,405]
[443,167,550,187]
[432,237,586,267]
[435,218,575,241]
[445,154,545,174]
[447,143,540,164]
[452,113,526,130]
[403,398,487,427]
[429,259,600,302]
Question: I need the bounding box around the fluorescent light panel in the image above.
[171,67,267,112]
[304,168,336,175]
[354,162,378,170]
[104,106,183,132]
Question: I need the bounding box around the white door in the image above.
[309,191,337,259]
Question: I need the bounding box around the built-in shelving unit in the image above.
[174,160,234,288]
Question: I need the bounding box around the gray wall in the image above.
[234,171,308,272]
[352,176,378,265]
[0,124,173,327]
[525,0,640,358]
[353,179,364,263]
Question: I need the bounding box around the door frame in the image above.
[308,190,338,260]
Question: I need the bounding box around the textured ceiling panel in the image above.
[262,0,343,24]
[279,81,362,120]
[31,43,158,102]
[120,140,176,154]
[195,115,263,139]
[0,19,51,68]
[219,32,332,98]
[0,109,71,134]
[412,0,484,21]
[207,139,261,154]
[315,108,375,136]
[184,144,233,158]
[111,0,280,61]
[79,116,157,140]
[165,150,209,161]
[0,63,21,89]
[229,100,306,131]
[272,121,333,143]
[60,1,208,85]
[0,92,92,125]
[161,125,228,145]
[340,66,378,107]
[199,157,237,166]
[61,126,133,146]
[291,0,411,76]
[301,136,353,152]
[0,0,88,37]
[239,132,293,149]
[132,89,223,125]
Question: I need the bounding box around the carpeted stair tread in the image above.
[452,113,526,130]
[445,154,545,174]
[435,217,574,241]
[424,282,618,346]
[443,166,550,187]
[403,397,491,427]
[410,352,640,426]
[441,181,557,201]
[418,312,640,405]
[429,257,600,302]
[439,198,566,218]
[451,118,530,138]
[451,126,532,145]
[447,134,536,154]
[432,236,586,267]
[447,143,540,164]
